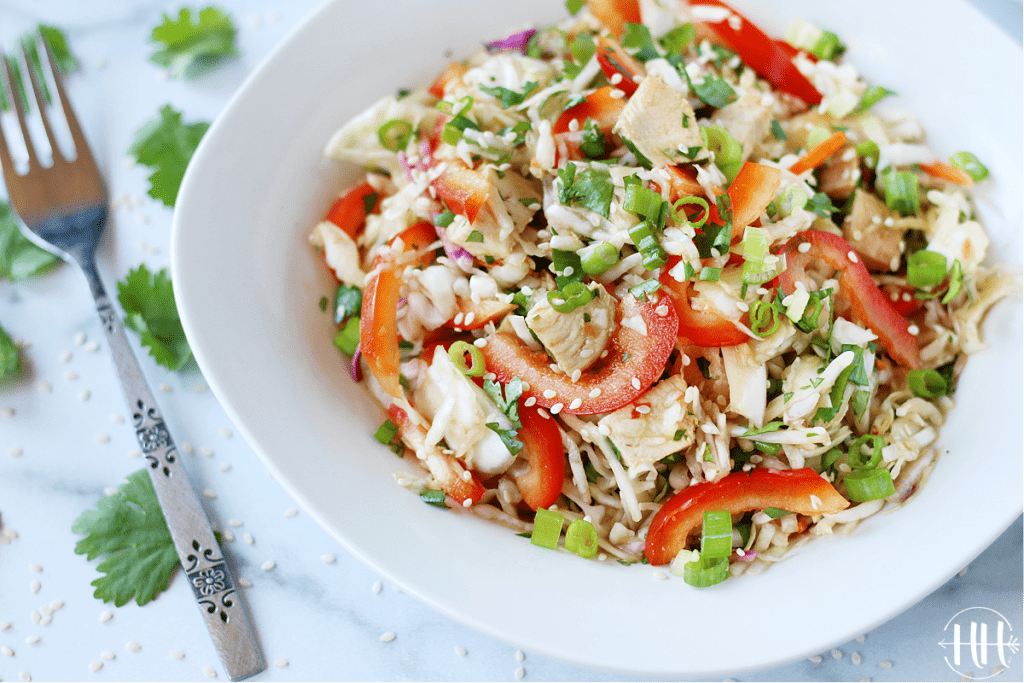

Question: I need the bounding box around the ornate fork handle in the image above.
[78,246,263,680]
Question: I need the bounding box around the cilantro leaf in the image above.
[129,104,209,206]
[0,24,77,112]
[71,469,179,607]
[149,6,239,79]
[117,264,192,371]
[557,162,614,218]
[0,201,59,281]
[0,322,21,379]
[807,191,837,218]
[483,377,523,428]
[679,63,736,109]
[479,81,537,109]
[620,23,661,62]
[486,422,524,455]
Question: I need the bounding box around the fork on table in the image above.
[0,36,263,681]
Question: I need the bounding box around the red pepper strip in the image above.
[325,181,380,239]
[659,164,704,201]
[789,130,848,175]
[726,161,781,240]
[882,283,925,317]
[595,35,644,98]
[445,298,517,331]
[553,85,626,135]
[586,0,642,40]
[918,161,974,188]
[644,467,849,565]
[777,230,922,368]
[386,403,487,507]
[659,259,748,346]
[688,0,822,105]
[774,39,818,63]
[515,401,566,511]
[483,293,678,415]
[431,159,490,224]
[360,222,439,398]
[428,61,467,98]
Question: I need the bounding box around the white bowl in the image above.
[171,0,1023,677]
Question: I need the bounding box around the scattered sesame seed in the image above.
[65,371,78,381]
[609,72,622,85]
[907,324,919,335]
[379,632,396,643]
[222,530,234,542]
[50,600,63,610]
[2,645,14,656]
[229,519,243,527]
[111,414,124,424]
[569,398,583,410]
[10,447,23,457]
[79,389,91,401]
[38,381,52,393]
[74,331,86,345]
[851,651,862,665]
[89,662,103,672]
[261,560,275,571]
[653,570,668,580]
[514,666,525,679]
[588,388,601,398]
[537,408,550,420]
[100,611,113,623]
[129,449,142,458]
[631,377,641,390]
[473,338,487,348]
[798,242,812,253]
[832,648,843,660]
[171,650,186,660]
[95,434,110,444]
[126,642,142,652]
[159,383,172,393]
[524,396,537,407]
[516,650,525,662]
[284,508,298,518]
[218,463,231,472]
[203,665,217,677]
[31,610,41,623]
[542,389,557,399]
[856,635,865,643]
[847,251,859,263]
[60,351,72,363]
[550,403,563,414]
[84,341,100,353]
[609,88,625,99]
[878,660,892,669]
[1,407,13,417]
[243,533,254,544]
[1,621,11,631]
[30,580,41,594]
[455,646,467,656]
[958,567,968,578]
[100,652,115,661]
[238,578,253,588]
[735,301,749,312]
[219,427,232,438]
[19,671,31,681]
[202,489,217,499]
[635,405,651,414]
[372,581,383,594]
[570,369,582,383]
[807,655,823,664]
[273,659,289,667]
[321,553,335,564]
[199,447,214,457]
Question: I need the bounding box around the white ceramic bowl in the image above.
[171,0,1023,676]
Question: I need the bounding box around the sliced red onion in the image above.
[397,297,408,309]
[417,140,432,172]
[433,223,475,269]
[735,550,758,562]
[350,344,363,382]
[397,150,414,182]
[486,29,536,54]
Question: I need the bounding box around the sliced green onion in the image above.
[436,95,474,116]
[670,195,709,228]
[448,340,485,377]
[941,260,963,305]
[907,368,948,398]
[374,419,399,445]
[770,119,787,141]
[700,510,732,559]
[623,183,663,222]
[881,168,920,216]
[698,266,721,281]
[419,488,448,507]
[548,281,593,313]
[441,114,480,146]
[853,85,896,115]
[564,519,599,559]
[848,435,884,470]
[628,220,668,270]
[949,151,989,182]
[763,507,792,519]
[821,447,843,472]
[806,125,832,150]
[683,555,729,587]
[377,119,413,152]
[629,279,661,302]
[844,468,895,502]
[855,140,880,169]
[754,440,781,456]
[749,299,781,336]
[579,242,620,275]
[332,316,361,355]
[740,226,774,285]
[811,29,842,60]
[701,125,743,182]
[778,186,808,217]
[530,507,564,549]
[433,210,456,227]
[907,250,947,288]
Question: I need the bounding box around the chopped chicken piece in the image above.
[597,374,697,468]
[818,146,859,200]
[526,284,616,375]
[843,189,904,272]
[612,74,706,168]
[709,91,772,164]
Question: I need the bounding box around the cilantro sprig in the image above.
[0,323,20,380]
[483,377,525,455]
[149,6,239,79]
[129,104,210,207]
[117,264,192,371]
[72,469,179,607]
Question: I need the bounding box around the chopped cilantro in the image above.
[0,323,20,380]
[420,488,448,508]
[483,377,524,428]
[465,230,485,243]
[433,210,456,227]
[678,61,736,108]
[579,118,606,158]
[333,284,363,325]
[129,105,209,206]
[0,200,59,281]
[659,24,696,54]
[486,422,524,455]
[557,163,614,218]
[565,0,585,15]
[621,23,661,61]
[480,81,538,109]
[116,264,192,371]
[770,119,787,141]
[71,469,180,607]
[149,6,239,79]
[807,192,837,218]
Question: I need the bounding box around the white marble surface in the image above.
[0,1,1021,681]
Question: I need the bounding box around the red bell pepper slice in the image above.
[595,35,644,98]
[644,467,849,565]
[687,0,822,105]
[325,181,380,239]
[659,259,748,346]
[515,401,566,510]
[777,230,921,368]
[483,292,678,415]
[586,0,642,40]
[360,222,439,398]
[386,403,486,506]
[445,298,517,331]
[553,85,626,135]
[431,159,490,224]
[429,61,468,98]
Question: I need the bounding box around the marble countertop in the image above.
[1,1,1020,681]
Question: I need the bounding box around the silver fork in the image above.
[0,38,263,681]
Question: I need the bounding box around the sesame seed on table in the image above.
[0,0,1019,682]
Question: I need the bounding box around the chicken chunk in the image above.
[843,189,904,272]
[709,91,772,164]
[526,283,616,375]
[597,374,697,468]
[612,74,706,168]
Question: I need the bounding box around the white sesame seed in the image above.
[50,600,63,610]
[100,652,115,661]
[60,351,72,363]
[96,434,110,444]
[524,396,537,407]
[609,89,625,99]
[89,661,103,672]
[515,666,525,679]
[735,301,749,312]
[111,413,124,424]
[631,377,641,390]
[79,389,91,401]
[808,655,823,664]
[30,580,40,593]
[455,646,467,656]
[261,560,275,571]
[598,423,611,436]
[274,659,289,667]
[2,645,14,656]
[199,446,214,457]
[372,581,383,594]
[379,632,396,643]
[38,380,52,393]
[609,72,623,85]
[65,371,78,381]
[856,635,866,643]
[653,570,668,580]
[635,405,651,414]
[878,660,892,669]
[847,251,859,263]
[542,389,557,399]
[550,403,563,414]
[883,217,894,227]
[1,621,11,631]
[568,118,579,132]
[798,242,811,253]
[10,447,23,457]
[126,642,142,652]
[229,519,243,527]
[1,407,13,417]
[238,578,253,588]
[19,671,31,681]
[171,650,185,660]
[202,489,217,499]
[129,449,142,458]
[203,665,217,677]
[537,408,550,419]
[462,498,473,507]
[84,341,100,353]
[570,369,582,383]
[321,553,335,564]
[569,398,582,410]
[832,648,843,660]
[852,651,862,665]
[958,567,968,577]
[284,508,298,518]
[219,427,232,438]
[907,325,919,335]
[516,650,525,662]
[588,387,602,398]
[100,611,113,623]
[159,383,172,393]
[218,463,231,472]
